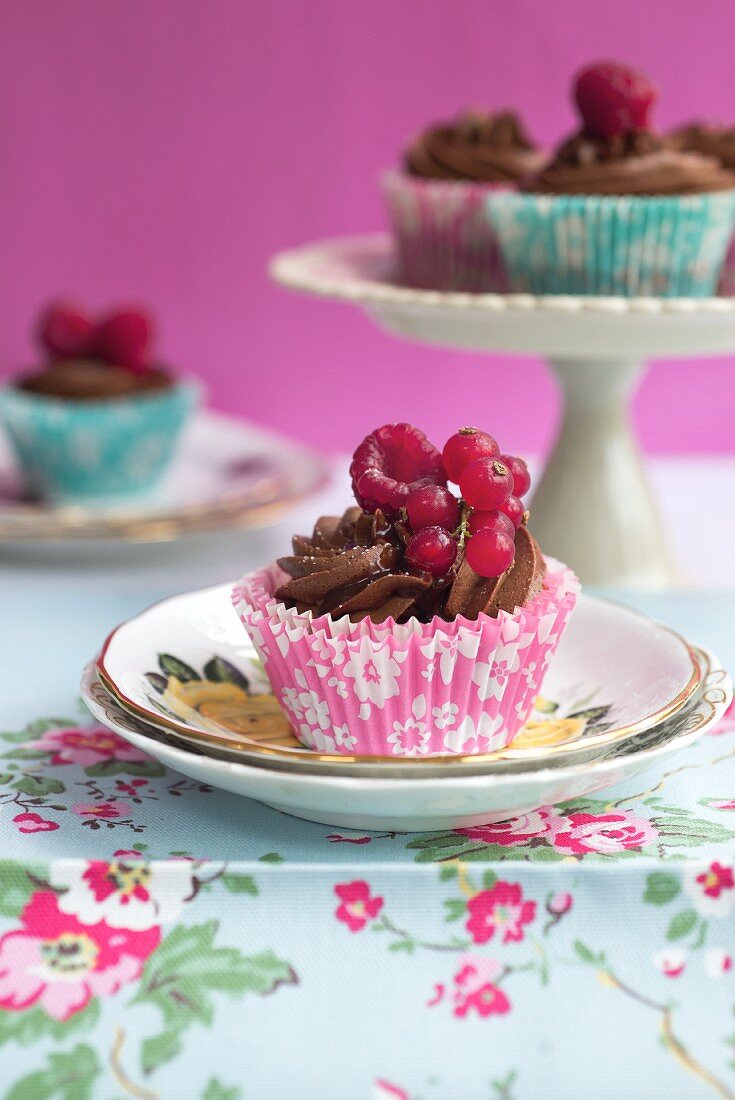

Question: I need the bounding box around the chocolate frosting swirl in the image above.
[529,129,735,195]
[668,121,735,171]
[404,110,544,183]
[16,360,173,400]
[276,507,546,624]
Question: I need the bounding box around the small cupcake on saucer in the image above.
[487,61,735,296]
[0,302,200,501]
[234,423,579,757]
[383,109,544,292]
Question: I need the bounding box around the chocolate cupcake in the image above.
[668,122,735,171]
[0,302,200,501]
[486,62,735,296]
[668,122,735,295]
[383,109,543,292]
[233,422,579,757]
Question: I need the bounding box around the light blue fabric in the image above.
[486,191,735,296]
[1,578,734,1100]
[0,380,200,501]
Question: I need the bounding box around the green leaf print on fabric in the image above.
[11,775,66,797]
[0,1000,100,1048]
[221,872,259,895]
[203,1080,241,1100]
[666,908,698,941]
[643,872,681,906]
[131,921,297,1075]
[5,1043,99,1100]
[83,757,164,779]
[0,860,48,918]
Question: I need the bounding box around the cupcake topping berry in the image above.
[346,422,534,585]
[350,423,446,515]
[36,301,154,375]
[574,61,659,140]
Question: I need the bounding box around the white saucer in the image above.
[97,583,702,771]
[0,411,329,544]
[82,658,731,831]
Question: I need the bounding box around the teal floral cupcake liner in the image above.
[0,380,201,502]
[486,191,735,297]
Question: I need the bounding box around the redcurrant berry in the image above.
[466,525,515,579]
[406,484,459,532]
[406,527,457,577]
[498,495,525,529]
[459,457,513,511]
[499,454,531,498]
[442,427,499,484]
[468,509,515,539]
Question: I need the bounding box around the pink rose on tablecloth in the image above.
[456,809,563,847]
[0,891,158,1020]
[710,799,735,811]
[452,954,511,1018]
[552,811,657,855]
[684,861,735,917]
[72,800,133,820]
[466,882,536,945]
[334,880,384,932]
[547,891,573,916]
[12,812,59,834]
[50,857,198,930]
[23,725,149,767]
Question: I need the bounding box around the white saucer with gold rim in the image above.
[82,657,731,831]
[96,583,704,776]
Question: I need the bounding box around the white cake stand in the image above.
[270,233,735,588]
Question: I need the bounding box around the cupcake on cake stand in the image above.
[269,63,735,589]
[270,231,735,588]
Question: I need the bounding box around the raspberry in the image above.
[38,302,94,360]
[91,308,152,373]
[442,427,499,484]
[574,61,658,139]
[350,424,446,515]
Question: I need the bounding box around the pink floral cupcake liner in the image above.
[382,170,511,293]
[232,559,579,757]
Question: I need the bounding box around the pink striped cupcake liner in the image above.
[382,170,511,293]
[231,559,579,757]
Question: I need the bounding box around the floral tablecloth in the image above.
[2,577,735,1100]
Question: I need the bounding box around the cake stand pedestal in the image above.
[270,233,735,588]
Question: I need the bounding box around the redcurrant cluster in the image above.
[350,424,531,580]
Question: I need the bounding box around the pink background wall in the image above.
[2,0,734,456]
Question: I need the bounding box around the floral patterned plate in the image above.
[96,584,701,770]
[81,657,731,830]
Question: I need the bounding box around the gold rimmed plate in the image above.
[0,411,329,544]
[96,583,702,771]
[82,657,731,829]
